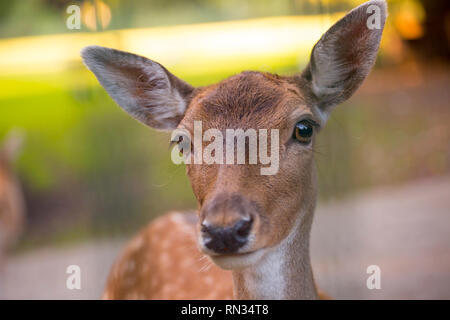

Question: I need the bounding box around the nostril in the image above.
[234,218,253,240]
[201,223,212,238]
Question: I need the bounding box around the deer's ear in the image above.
[302,0,387,119]
[81,46,194,130]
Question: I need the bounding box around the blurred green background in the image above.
[0,0,448,251]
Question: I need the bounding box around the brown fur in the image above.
[103,212,233,299]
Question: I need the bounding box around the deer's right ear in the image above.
[81,46,194,130]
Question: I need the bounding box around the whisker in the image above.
[199,260,213,273]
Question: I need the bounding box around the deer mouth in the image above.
[208,249,266,270]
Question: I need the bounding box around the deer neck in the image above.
[231,205,317,300]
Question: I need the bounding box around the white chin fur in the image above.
[209,249,267,270]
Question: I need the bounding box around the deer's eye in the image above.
[294,121,313,144]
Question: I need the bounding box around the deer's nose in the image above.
[201,218,253,254]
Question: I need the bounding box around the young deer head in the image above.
[83,0,386,299]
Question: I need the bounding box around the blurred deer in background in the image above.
[0,130,25,266]
[83,0,386,299]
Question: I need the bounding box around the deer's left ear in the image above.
[301,0,387,120]
[81,46,194,130]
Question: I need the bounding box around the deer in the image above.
[82,0,387,300]
[0,130,25,267]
